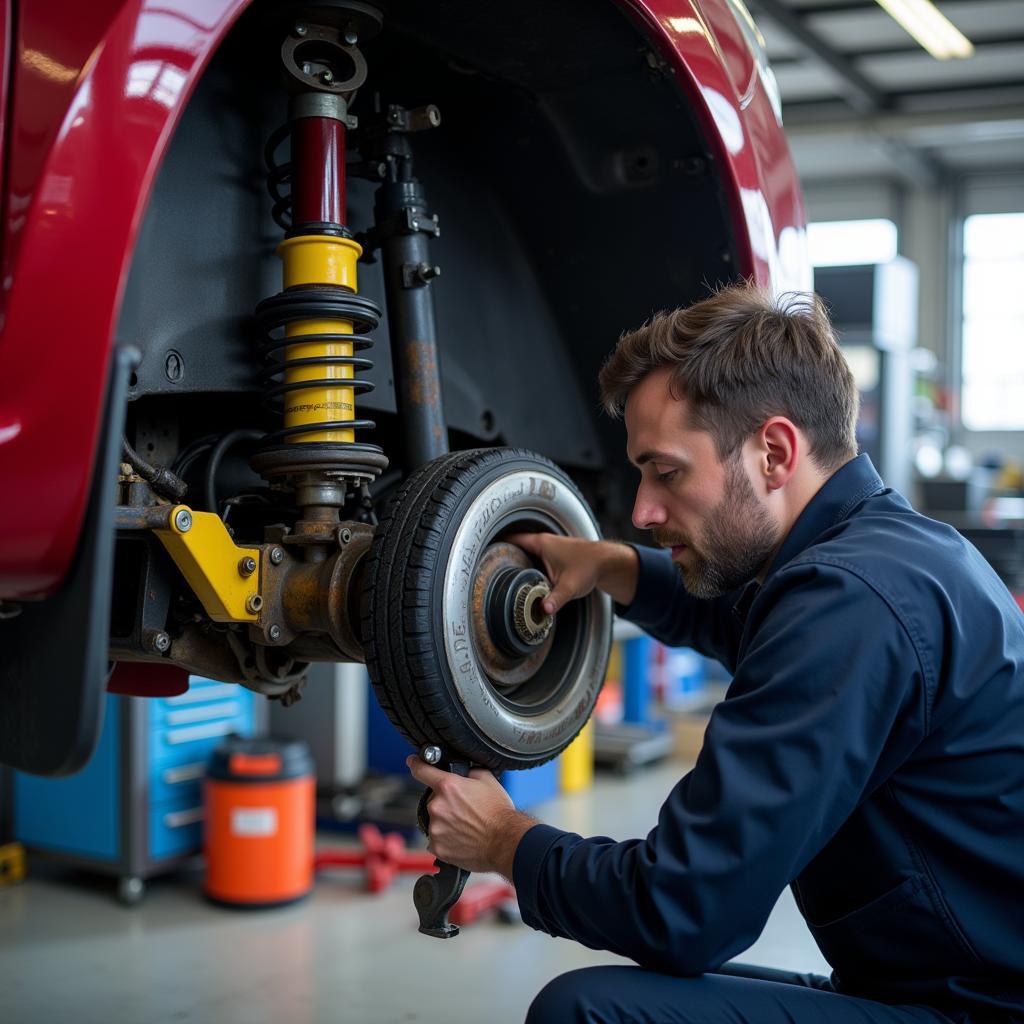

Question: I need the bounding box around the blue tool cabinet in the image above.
[13,677,256,904]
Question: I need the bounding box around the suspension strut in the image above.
[251,3,387,537]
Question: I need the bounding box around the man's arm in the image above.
[511,534,744,665]
[512,563,929,975]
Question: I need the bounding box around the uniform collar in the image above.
[765,453,884,583]
[732,454,884,621]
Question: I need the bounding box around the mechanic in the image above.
[407,283,1024,1024]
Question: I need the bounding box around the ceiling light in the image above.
[875,0,974,60]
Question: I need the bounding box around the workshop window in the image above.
[961,212,1024,431]
[808,218,898,269]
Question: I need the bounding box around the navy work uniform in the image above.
[514,455,1024,1024]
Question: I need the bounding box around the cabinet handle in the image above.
[166,721,234,745]
[161,762,206,785]
[163,807,204,828]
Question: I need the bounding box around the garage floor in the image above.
[1,758,829,1024]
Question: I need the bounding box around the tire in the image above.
[361,447,612,771]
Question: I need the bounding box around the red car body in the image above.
[0,0,806,602]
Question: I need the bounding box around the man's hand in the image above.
[407,756,537,878]
[507,533,640,612]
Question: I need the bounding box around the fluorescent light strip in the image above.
[875,0,974,60]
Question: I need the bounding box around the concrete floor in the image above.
[1,758,829,1024]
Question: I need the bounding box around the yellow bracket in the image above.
[154,506,261,623]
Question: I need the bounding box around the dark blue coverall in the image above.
[514,455,1024,1023]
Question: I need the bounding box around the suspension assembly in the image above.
[240,0,451,669]
[251,2,389,532]
[114,1,454,691]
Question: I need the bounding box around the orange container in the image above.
[204,737,315,907]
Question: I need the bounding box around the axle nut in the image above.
[173,508,193,532]
[513,581,554,645]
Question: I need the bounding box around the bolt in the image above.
[294,22,307,36]
[344,29,358,45]
[270,546,285,565]
[320,69,334,84]
[174,508,192,532]
[143,629,171,654]
[164,350,183,382]
[269,624,282,642]
[245,594,264,615]
[416,263,441,283]
[339,528,352,544]
[302,62,312,75]
[421,745,443,765]
[238,556,257,577]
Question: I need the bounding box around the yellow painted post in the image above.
[560,718,594,794]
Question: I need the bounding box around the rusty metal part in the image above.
[115,505,175,530]
[469,543,554,691]
[113,624,253,686]
[250,520,372,661]
[224,628,307,698]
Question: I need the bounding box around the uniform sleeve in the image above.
[514,562,929,975]
[616,544,744,667]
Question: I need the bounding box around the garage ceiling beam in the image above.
[770,33,1024,65]
[795,0,1019,13]
[748,0,889,113]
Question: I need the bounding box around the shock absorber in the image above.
[251,4,387,536]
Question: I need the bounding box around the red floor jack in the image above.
[448,879,518,927]
[314,823,437,893]
[314,825,519,925]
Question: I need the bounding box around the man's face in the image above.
[624,367,780,598]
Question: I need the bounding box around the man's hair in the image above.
[598,282,859,472]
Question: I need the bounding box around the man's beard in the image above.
[654,457,779,599]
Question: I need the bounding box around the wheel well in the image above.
[117,0,740,535]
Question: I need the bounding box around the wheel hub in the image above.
[470,542,555,690]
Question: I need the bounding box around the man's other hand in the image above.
[407,755,537,878]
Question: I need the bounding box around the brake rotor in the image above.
[470,542,555,691]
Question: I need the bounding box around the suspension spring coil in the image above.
[263,123,295,233]
[254,283,382,448]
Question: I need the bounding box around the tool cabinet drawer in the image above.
[149,760,207,805]
[149,797,205,861]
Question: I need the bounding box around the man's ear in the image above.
[759,417,800,492]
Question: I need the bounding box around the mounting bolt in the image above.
[420,745,442,765]
[302,62,312,75]
[268,624,282,642]
[143,629,171,654]
[174,508,192,532]
[344,29,358,45]
[245,594,264,615]
[339,528,352,545]
[238,556,257,577]
[270,546,285,565]
[294,22,307,36]
[320,69,334,84]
